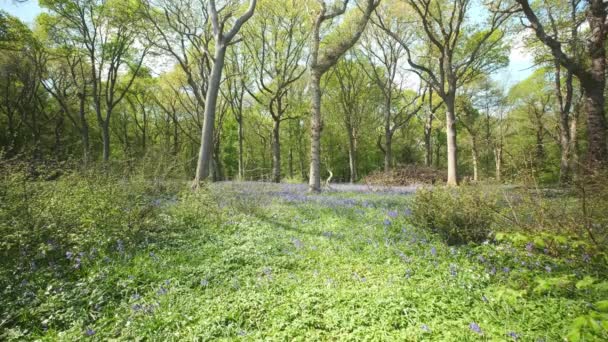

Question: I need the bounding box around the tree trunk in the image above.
[582,81,608,168]
[272,119,281,183]
[237,116,244,180]
[424,116,433,167]
[78,93,90,165]
[54,115,63,159]
[102,120,110,163]
[194,45,226,185]
[554,61,574,184]
[570,110,579,174]
[583,0,608,168]
[172,114,179,156]
[308,72,322,192]
[347,130,357,183]
[289,147,294,179]
[494,146,502,182]
[384,131,392,173]
[536,128,545,164]
[445,95,458,185]
[472,145,479,182]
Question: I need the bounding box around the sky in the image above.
[1,0,535,88]
[0,0,41,24]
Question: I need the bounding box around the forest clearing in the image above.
[1,0,608,340]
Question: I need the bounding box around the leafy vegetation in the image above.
[1,177,606,340]
[2,0,608,340]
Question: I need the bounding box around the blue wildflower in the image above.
[469,322,483,334]
[292,238,304,249]
[85,328,96,336]
[430,246,437,257]
[117,240,125,254]
[383,219,391,226]
[404,208,412,216]
[449,264,457,277]
[388,210,398,218]
[421,324,431,332]
[508,331,520,340]
[66,251,73,260]
[503,267,510,273]
[525,242,534,252]
[582,253,591,263]
[200,279,209,287]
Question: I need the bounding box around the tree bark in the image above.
[347,128,357,183]
[445,94,458,185]
[272,120,281,183]
[78,92,90,165]
[384,131,392,173]
[308,72,322,192]
[472,145,479,182]
[237,116,244,180]
[494,146,502,182]
[194,45,226,184]
[102,119,110,163]
[424,116,433,167]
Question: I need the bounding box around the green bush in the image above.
[410,186,497,245]
[0,170,171,269]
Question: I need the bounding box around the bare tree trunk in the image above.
[289,147,294,179]
[445,94,458,186]
[78,93,90,165]
[195,46,226,185]
[584,0,608,168]
[384,131,392,173]
[347,130,357,183]
[54,114,63,159]
[237,116,244,180]
[102,120,110,163]
[582,81,608,168]
[494,146,502,182]
[570,110,579,174]
[172,114,179,156]
[424,117,433,167]
[536,128,545,164]
[272,120,281,183]
[472,146,479,182]
[555,62,574,184]
[308,72,322,192]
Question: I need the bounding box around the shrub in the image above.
[410,186,497,245]
[0,169,174,270]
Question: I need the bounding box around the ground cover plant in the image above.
[1,175,606,341]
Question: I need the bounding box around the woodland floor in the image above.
[2,181,606,340]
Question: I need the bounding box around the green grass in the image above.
[1,181,607,340]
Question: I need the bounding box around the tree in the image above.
[513,0,608,170]
[0,11,47,158]
[308,0,380,192]
[193,0,256,186]
[359,21,422,172]
[40,0,149,163]
[515,0,583,183]
[377,0,512,185]
[509,69,556,173]
[244,0,307,183]
[221,46,249,180]
[328,57,379,182]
